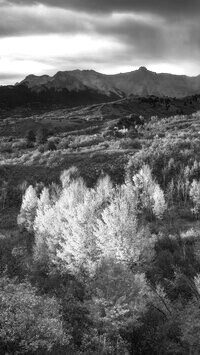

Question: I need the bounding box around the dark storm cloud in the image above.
[95,15,165,55]
[4,0,200,18]
[0,6,86,37]
[0,5,165,49]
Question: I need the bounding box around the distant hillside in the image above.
[1,95,200,139]
[1,67,200,111]
[56,95,200,123]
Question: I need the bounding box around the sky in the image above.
[0,0,199,85]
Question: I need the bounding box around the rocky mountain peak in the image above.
[138,66,149,72]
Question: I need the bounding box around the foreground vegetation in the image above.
[1,104,200,353]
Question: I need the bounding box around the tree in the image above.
[189,180,200,216]
[0,181,8,209]
[152,184,167,219]
[45,140,57,151]
[25,129,35,144]
[33,187,52,265]
[36,127,48,145]
[86,262,152,354]
[180,299,200,354]
[94,182,155,265]
[0,277,69,354]
[132,165,155,214]
[36,187,52,215]
[60,166,80,189]
[132,165,167,220]
[17,185,38,232]
[179,275,200,354]
[166,179,175,207]
[33,176,88,273]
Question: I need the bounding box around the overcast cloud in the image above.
[4,0,200,17]
[0,0,199,84]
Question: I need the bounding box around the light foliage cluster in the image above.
[132,165,167,219]
[189,180,200,216]
[17,185,38,232]
[18,166,164,275]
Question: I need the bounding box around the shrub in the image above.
[37,144,45,153]
[57,137,71,150]
[69,135,103,149]
[36,127,48,145]
[48,136,60,144]
[0,142,12,153]
[44,140,57,151]
[25,129,36,144]
[12,139,28,151]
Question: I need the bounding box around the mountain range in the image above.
[20,66,200,98]
[1,67,200,110]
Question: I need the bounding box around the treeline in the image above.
[0,85,117,111]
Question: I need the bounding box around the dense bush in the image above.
[0,277,69,354]
[36,127,49,145]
